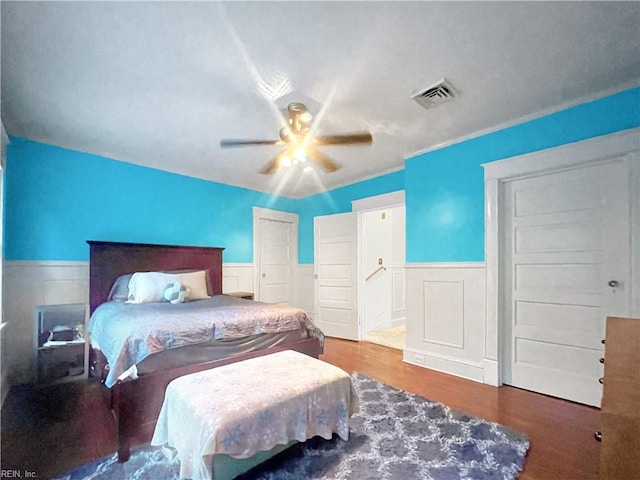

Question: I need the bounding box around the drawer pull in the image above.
[599,357,605,364]
[594,431,602,442]
[599,377,604,384]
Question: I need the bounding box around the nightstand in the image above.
[226,291,254,300]
[34,303,89,385]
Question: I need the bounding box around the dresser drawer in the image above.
[599,317,640,480]
[602,318,640,379]
[600,412,640,480]
[600,377,640,416]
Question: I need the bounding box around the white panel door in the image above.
[258,218,293,303]
[504,159,631,406]
[314,212,358,340]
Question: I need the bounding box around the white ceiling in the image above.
[2,1,639,198]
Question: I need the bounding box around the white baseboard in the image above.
[403,347,484,383]
[391,317,406,328]
[482,358,500,386]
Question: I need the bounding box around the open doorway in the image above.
[358,201,406,350]
[313,191,406,346]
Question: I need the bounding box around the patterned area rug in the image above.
[55,373,529,480]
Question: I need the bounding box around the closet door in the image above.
[257,218,294,303]
[503,159,632,406]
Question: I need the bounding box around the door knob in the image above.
[608,280,619,288]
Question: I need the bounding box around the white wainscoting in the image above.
[221,263,254,295]
[404,263,487,383]
[3,261,90,386]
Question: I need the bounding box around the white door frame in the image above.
[483,128,640,386]
[252,207,299,302]
[352,190,405,340]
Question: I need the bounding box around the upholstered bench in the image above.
[151,350,359,480]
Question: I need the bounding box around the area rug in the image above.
[54,373,529,480]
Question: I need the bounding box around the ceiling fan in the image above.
[220,102,373,174]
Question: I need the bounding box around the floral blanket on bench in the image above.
[151,350,359,480]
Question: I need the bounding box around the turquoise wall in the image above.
[296,171,405,264]
[4,87,639,265]
[2,137,404,264]
[3,138,297,262]
[405,87,640,262]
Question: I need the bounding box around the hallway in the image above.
[364,324,406,350]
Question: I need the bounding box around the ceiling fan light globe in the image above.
[294,147,306,161]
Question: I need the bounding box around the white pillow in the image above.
[127,270,210,304]
[170,271,209,301]
[127,272,168,303]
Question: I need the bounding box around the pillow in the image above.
[163,269,213,296]
[163,283,191,304]
[127,272,169,303]
[168,270,209,301]
[127,270,210,304]
[108,274,133,302]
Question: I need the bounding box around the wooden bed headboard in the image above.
[87,241,224,314]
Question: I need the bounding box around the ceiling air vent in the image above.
[411,79,456,109]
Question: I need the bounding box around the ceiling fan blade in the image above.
[258,152,287,175]
[306,149,339,172]
[220,139,284,148]
[311,132,373,146]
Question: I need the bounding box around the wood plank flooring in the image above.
[1,338,601,479]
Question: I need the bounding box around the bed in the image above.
[86,241,324,462]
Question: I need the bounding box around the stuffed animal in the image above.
[163,282,191,304]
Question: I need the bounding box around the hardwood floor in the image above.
[1,338,601,479]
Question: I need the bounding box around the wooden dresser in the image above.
[599,317,640,480]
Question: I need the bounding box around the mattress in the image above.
[88,295,323,387]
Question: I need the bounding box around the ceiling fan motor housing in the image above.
[286,102,312,135]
